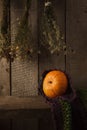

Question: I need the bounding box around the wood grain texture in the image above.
[38,0,66,79]
[38,117,56,130]
[0,96,52,129]
[66,0,87,88]
[0,0,10,96]
[12,119,38,130]
[0,96,50,119]
[0,2,11,126]
[11,0,38,96]
[0,109,52,119]
[0,96,49,110]
[0,58,10,95]
[12,117,55,130]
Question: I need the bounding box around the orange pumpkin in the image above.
[43,70,68,98]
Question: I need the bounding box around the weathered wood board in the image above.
[66,0,87,88]
[0,0,10,96]
[0,2,11,129]
[11,0,38,96]
[0,96,49,110]
[12,119,38,130]
[0,58,10,95]
[0,96,54,130]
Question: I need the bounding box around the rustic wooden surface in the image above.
[12,119,38,130]
[0,58,10,95]
[11,0,38,96]
[0,96,52,130]
[0,96,49,110]
[0,109,51,119]
[66,0,87,89]
[0,0,11,121]
[0,1,10,96]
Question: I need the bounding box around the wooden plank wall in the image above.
[0,0,87,98]
[0,1,11,129]
[0,0,10,96]
[66,0,87,89]
[11,0,38,96]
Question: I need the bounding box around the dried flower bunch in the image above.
[13,0,34,60]
[0,0,11,60]
[40,1,65,55]
[40,0,74,55]
[0,0,74,61]
[0,0,34,61]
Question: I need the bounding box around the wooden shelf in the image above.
[0,96,51,119]
[0,96,50,110]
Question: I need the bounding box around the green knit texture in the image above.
[59,99,72,130]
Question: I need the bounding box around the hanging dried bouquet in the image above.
[0,0,35,61]
[0,0,11,60]
[13,0,35,60]
[0,0,74,61]
[40,0,74,55]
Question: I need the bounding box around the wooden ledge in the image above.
[0,96,51,119]
[0,96,50,110]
